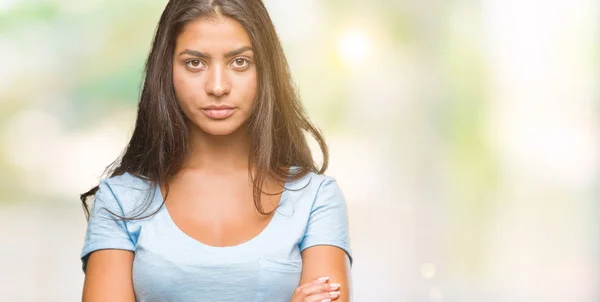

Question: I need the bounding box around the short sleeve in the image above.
[80,180,135,272]
[299,178,353,264]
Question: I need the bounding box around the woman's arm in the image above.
[82,250,135,302]
[300,245,353,302]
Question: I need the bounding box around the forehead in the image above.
[175,16,252,52]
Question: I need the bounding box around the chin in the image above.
[196,121,245,137]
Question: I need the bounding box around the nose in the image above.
[205,64,230,97]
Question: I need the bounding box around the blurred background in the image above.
[0,0,598,301]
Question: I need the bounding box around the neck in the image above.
[183,122,251,174]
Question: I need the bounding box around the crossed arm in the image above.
[82,245,351,302]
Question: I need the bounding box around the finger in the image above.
[296,282,340,297]
[305,290,341,302]
[297,276,329,291]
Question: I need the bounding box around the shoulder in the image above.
[294,172,352,261]
[286,170,335,190]
[103,172,153,191]
[95,172,158,217]
[288,170,341,191]
[285,171,345,209]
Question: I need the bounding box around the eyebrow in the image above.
[178,46,253,58]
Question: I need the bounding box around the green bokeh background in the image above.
[0,0,598,301]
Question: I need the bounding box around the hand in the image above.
[290,276,341,302]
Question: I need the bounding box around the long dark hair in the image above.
[80,0,328,219]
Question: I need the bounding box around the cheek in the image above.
[173,67,200,108]
[236,72,258,106]
[172,67,185,100]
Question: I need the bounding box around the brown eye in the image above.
[186,59,204,69]
[232,58,249,68]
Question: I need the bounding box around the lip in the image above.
[201,107,235,119]
[202,105,235,110]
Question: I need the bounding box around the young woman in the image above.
[80,1,352,301]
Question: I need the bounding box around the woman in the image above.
[80,0,352,301]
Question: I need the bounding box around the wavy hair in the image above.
[80,0,328,219]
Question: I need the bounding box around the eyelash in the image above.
[231,57,250,68]
[184,57,251,70]
[185,59,205,69]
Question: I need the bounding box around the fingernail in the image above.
[330,291,340,297]
[321,299,332,302]
[330,283,340,290]
[317,276,330,283]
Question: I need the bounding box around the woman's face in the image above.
[173,16,257,137]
